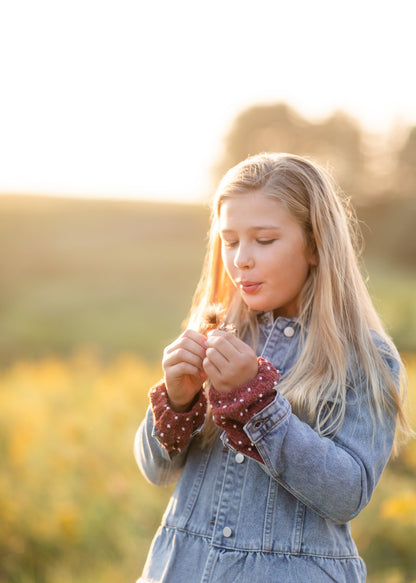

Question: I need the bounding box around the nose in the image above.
[233,243,254,269]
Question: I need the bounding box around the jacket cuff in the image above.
[149,381,207,455]
[208,358,280,462]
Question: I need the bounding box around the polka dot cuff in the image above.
[149,381,207,455]
[209,358,280,462]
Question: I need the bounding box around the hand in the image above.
[162,329,208,411]
[203,330,258,393]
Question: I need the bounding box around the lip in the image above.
[238,280,262,294]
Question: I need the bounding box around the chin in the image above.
[243,300,272,313]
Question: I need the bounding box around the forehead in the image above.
[218,190,294,228]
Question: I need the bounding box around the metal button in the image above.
[235,452,245,464]
[283,326,295,338]
[222,526,232,538]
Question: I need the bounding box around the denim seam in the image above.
[159,526,363,559]
[262,477,277,551]
[180,448,213,527]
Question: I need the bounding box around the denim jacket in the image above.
[134,316,398,583]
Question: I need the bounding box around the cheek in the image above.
[274,244,311,286]
[288,255,312,289]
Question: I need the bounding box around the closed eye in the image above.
[257,239,276,245]
[222,240,239,248]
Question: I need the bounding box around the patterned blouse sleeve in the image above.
[209,358,280,462]
[149,381,207,456]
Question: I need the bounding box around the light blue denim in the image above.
[134,315,398,582]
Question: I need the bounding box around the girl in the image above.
[134,153,410,582]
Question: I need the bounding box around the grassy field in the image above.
[0,195,209,363]
[0,194,415,582]
[0,194,415,364]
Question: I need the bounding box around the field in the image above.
[0,196,209,364]
[0,195,415,582]
[0,352,415,583]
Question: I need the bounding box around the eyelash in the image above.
[222,239,275,248]
[257,239,275,245]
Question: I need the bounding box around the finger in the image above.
[206,332,238,362]
[181,328,208,349]
[208,329,250,354]
[165,334,207,361]
[180,336,207,361]
[205,345,230,370]
[164,345,205,371]
[202,354,221,380]
[166,360,202,381]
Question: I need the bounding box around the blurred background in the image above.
[0,1,415,582]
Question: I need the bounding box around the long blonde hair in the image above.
[188,153,410,451]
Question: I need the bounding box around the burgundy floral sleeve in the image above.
[209,358,280,462]
[149,381,207,455]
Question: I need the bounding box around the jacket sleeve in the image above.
[134,382,207,486]
[134,406,188,486]
[215,354,398,525]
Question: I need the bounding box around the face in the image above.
[219,190,317,319]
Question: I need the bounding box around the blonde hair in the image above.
[188,153,411,452]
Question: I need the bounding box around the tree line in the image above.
[213,103,415,269]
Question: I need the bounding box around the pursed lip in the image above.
[238,280,262,294]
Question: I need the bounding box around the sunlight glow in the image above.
[0,0,415,202]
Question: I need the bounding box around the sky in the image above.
[0,0,415,203]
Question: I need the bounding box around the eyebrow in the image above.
[220,226,282,234]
